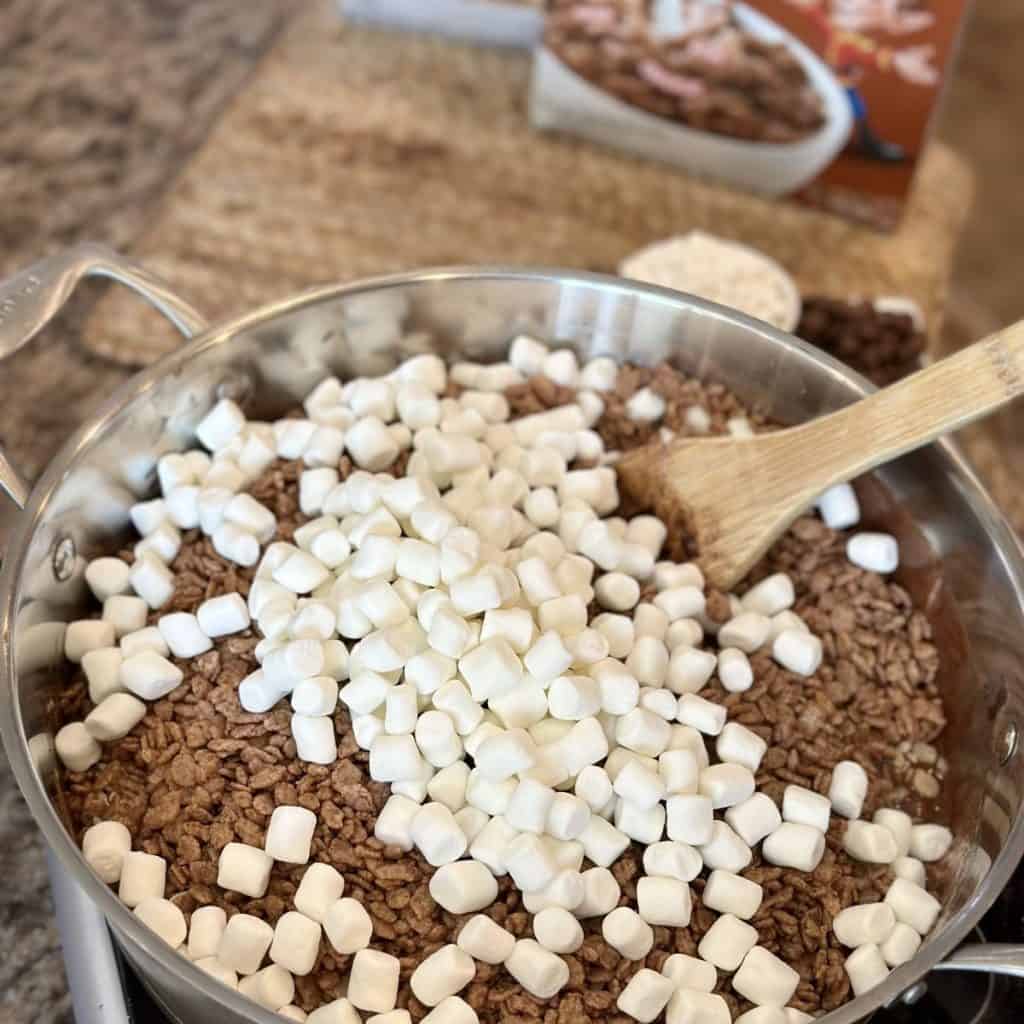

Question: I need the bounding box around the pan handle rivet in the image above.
[52,537,76,582]
[999,721,1018,766]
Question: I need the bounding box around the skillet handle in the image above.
[0,243,207,511]
[931,942,1024,979]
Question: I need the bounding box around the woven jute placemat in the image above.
[82,2,973,365]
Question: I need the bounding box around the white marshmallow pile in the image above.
[63,340,950,1022]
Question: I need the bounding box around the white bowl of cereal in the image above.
[0,248,1022,1024]
[530,2,853,197]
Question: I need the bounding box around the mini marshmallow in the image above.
[119,651,184,700]
[346,418,400,472]
[324,898,374,954]
[467,814,518,875]
[715,723,767,773]
[740,574,795,617]
[522,870,586,913]
[910,824,953,862]
[274,551,331,595]
[475,728,536,781]
[884,877,942,935]
[410,803,467,866]
[305,999,362,1024]
[239,670,287,714]
[637,876,692,927]
[506,779,556,834]
[594,573,640,612]
[817,483,860,529]
[429,861,499,915]
[82,647,125,704]
[416,711,464,768]
[844,944,890,998]
[677,694,727,736]
[117,851,166,907]
[135,897,187,948]
[196,593,251,637]
[602,906,654,960]
[82,820,132,884]
[130,498,168,536]
[65,620,117,663]
[410,945,476,1008]
[292,715,338,765]
[294,863,345,923]
[725,793,782,847]
[86,558,132,602]
[627,637,669,687]
[771,629,822,677]
[782,785,832,832]
[158,612,212,659]
[844,821,900,864]
[570,866,618,919]
[614,799,665,845]
[833,903,897,948]
[762,823,826,872]
[732,946,800,1008]
[194,957,238,989]
[577,814,630,868]
[466,771,517,818]
[614,760,667,810]
[880,923,922,967]
[292,676,339,717]
[270,911,322,976]
[419,998,477,1024]
[453,807,489,845]
[459,637,523,701]
[348,949,402,1014]
[697,913,758,971]
[211,523,260,568]
[659,748,699,795]
[54,721,102,772]
[892,856,927,887]
[505,833,558,892]
[666,648,717,695]
[699,764,755,809]
[617,969,674,1023]
[616,708,671,756]
[718,613,771,654]
[427,762,470,811]
[187,905,228,960]
[665,992,731,1024]
[703,869,763,921]
[847,533,899,574]
[505,940,570,1000]
[384,682,418,734]
[543,349,579,388]
[873,809,913,857]
[660,954,716,992]
[102,595,149,638]
[654,586,705,623]
[560,717,610,774]
[375,794,421,851]
[546,793,591,841]
[119,626,169,660]
[196,399,246,452]
[533,907,584,954]
[370,734,423,783]
[84,692,147,742]
[717,648,754,693]
[217,842,274,898]
[823,760,868,820]
[457,915,516,965]
[265,805,317,864]
[698,821,752,873]
[666,794,714,846]
[643,841,702,883]
[575,766,614,812]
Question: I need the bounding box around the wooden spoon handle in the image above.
[791,318,1024,493]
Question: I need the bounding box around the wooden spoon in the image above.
[616,323,1024,591]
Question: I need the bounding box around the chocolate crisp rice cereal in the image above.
[53,341,951,1024]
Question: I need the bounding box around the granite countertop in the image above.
[0,2,1013,1022]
